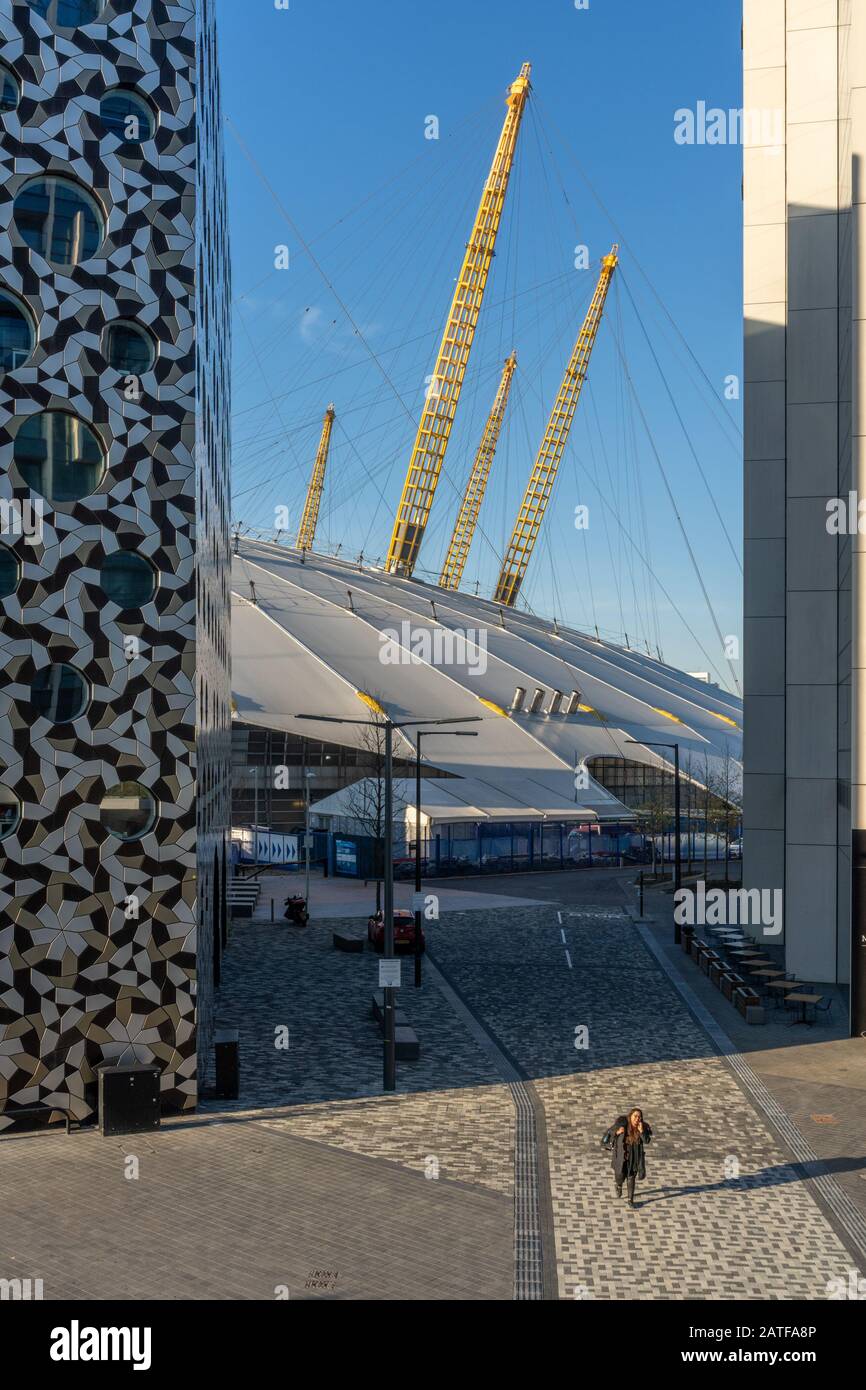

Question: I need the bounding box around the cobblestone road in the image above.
[429,904,858,1300]
[208,915,515,1197]
[212,898,860,1300]
[3,890,860,1301]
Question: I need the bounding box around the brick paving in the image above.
[429,904,860,1300]
[208,915,515,1197]
[1,882,861,1301]
[0,1119,512,1300]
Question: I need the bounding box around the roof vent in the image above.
[511,686,526,712]
[565,690,581,715]
[528,687,544,714]
[546,690,563,716]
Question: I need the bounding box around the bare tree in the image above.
[704,743,743,885]
[342,713,409,911]
[703,750,710,881]
[640,779,672,879]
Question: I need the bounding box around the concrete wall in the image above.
[744,0,856,983]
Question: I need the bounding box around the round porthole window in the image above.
[0,546,19,599]
[100,551,156,608]
[0,63,20,115]
[27,1,104,27]
[99,781,157,841]
[103,321,155,375]
[13,176,104,269]
[14,411,105,503]
[99,88,156,144]
[30,664,89,723]
[0,785,21,840]
[0,289,36,372]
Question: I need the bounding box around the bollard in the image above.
[639,870,644,916]
[270,898,274,922]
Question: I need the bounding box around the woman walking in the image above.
[603,1107,652,1208]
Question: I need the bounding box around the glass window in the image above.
[14,411,105,502]
[0,290,35,371]
[99,89,155,144]
[27,1,103,26]
[0,547,19,599]
[104,322,154,374]
[0,63,20,114]
[0,786,20,840]
[99,781,157,841]
[13,177,103,268]
[31,665,88,723]
[100,551,156,607]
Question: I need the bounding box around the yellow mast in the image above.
[438,350,517,591]
[296,404,336,552]
[385,63,532,578]
[493,247,618,607]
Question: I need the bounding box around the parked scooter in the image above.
[283,894,309,926]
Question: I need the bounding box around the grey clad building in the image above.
[0,0,231,1124]
[742,0,866,1020]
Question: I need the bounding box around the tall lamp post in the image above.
[412,729,478,987]
[625,739,681,942]
[296,710,481,1090]
[303,769,315,908]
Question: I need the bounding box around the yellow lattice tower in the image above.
[385,64,532,577]
[493,247,618,607]
[296,404,336,552]
[438,350,517,590]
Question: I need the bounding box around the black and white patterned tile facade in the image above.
[0,0,231,1123]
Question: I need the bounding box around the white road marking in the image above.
[564,950,573,970]
[560,928,566,944]
[557,911,562,925]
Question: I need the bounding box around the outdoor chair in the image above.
[813,996,833,1024]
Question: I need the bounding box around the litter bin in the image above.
[98,1064,160,1136]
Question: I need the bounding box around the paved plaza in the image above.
[1,870,864,1300]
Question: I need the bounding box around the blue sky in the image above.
[216,0,744,689]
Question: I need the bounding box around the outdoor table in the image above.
[785,992,823,1025]
[749,969,786,978]
[767,980,799,993]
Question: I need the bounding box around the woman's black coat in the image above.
[603,1114,653,1180]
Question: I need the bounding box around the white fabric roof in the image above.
[312,775,616,825]
[231,541,742,824]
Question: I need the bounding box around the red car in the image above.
[367,909,425,955]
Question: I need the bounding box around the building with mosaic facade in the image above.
[0,0,231,1124]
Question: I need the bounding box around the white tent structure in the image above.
[231,540,742,827]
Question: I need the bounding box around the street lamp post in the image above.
[382,722,395,1087]
[413,729,478,988]
[303,769,315,909]
[296,711,481,1091]
[626,739,682,942]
